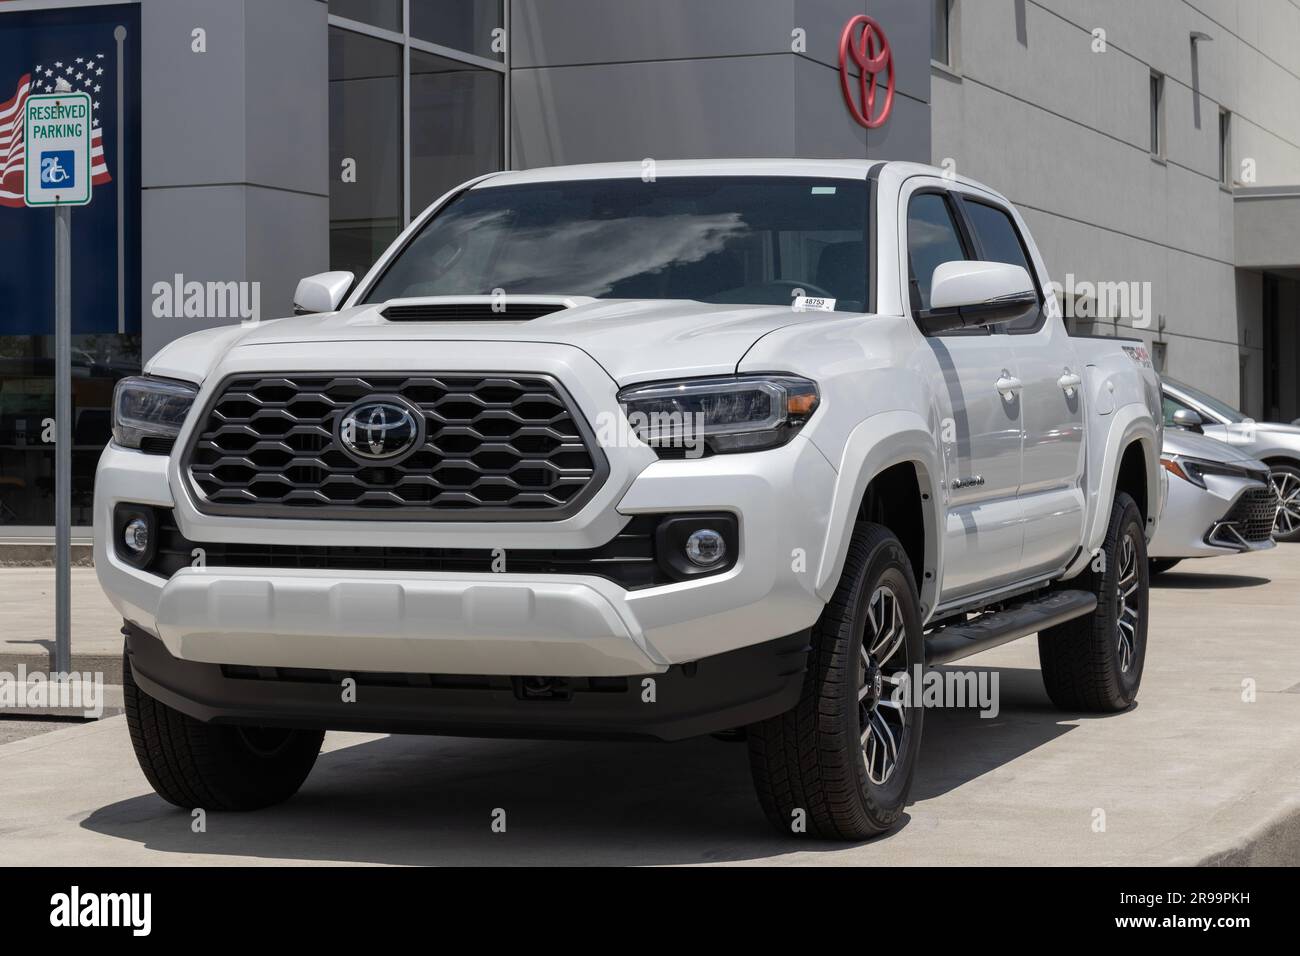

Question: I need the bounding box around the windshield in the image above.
[1165,378,1247,423]
[363,176,871,310]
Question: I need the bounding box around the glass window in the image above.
[329,0,402,33]
[962,199,1043,332]
[1150,72,1164,157]
[0,334,138,527]
[932,0,951,65]
[906,192,967,312]
[410,49,503,212]
[329,27,403,278]
[1164,379,1247,423]
[411,0,504,61]
[1219,109,1231,185]
[364,177,871,311]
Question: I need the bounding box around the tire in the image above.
[123,646,324,811]
[1268,463,1300,542]
[1038,491,1148,712]
[1148,558,1180,577]
[747,522,924,840]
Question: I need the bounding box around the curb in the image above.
[1196,799,1300,866]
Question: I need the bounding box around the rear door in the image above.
[903,180,1024,604]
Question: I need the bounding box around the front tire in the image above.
[747,523,924,840]
[1038,492,1148,712]
[1269,463,1300,542]
[123,647,324,811]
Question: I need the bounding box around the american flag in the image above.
[0,53,113,207]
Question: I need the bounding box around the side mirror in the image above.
[921,261,1038,334]
[1172,408,1204,432]
[292,271,355,315]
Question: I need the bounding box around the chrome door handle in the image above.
[1057,371,1082,396]
[995,374,1023,400]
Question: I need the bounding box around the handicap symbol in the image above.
[39,150,75,189]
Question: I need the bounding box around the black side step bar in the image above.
[924,589,1098,666]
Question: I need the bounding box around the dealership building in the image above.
[2,0,1299,539]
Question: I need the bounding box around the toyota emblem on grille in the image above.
[336,397,424,463]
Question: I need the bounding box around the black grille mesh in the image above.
[185,374,601,518]
[1222,487,1279,543]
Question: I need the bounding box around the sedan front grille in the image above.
[1219,487,1279,543]
[184,373,605,520]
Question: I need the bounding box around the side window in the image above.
[961,199,1044,333]
[906,192,968,313]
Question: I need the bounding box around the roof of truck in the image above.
[473,158,998,194]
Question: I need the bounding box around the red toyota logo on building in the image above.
[838,14,895,129]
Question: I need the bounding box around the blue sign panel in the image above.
[39,149,76,190]
[0,4,140,335]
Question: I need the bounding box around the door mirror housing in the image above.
[292,271,355,315]
[919,260,1039,334]
[1171,408,1204,432]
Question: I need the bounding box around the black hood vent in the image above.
[381,302,567,322]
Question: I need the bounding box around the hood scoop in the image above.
[381,298,574,322]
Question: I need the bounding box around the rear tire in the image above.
[123,646,324,811]
[1148,558,1180,577]
[1038,492,1148,712]
[747,522,924,840]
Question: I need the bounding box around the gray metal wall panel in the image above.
[140,0,246,188]
[244,0,329,196]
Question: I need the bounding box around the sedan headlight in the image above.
[1160,454,1264,489]
[112,376,198,451]
[617,375,819,456]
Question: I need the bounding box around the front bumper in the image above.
[1148,471,1277,559]
[95,400,835,678]
[124,621,808,741]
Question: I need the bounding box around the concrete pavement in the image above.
[1,548,1298,865]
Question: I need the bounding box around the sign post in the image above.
[24,86,94,676]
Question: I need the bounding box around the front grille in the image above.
[1220,487,1279,543]
[151,509,668,589]
[185,373,605,520]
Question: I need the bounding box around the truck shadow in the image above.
[1151,572,1270,589]
[79,665,1118,864]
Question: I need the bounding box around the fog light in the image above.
[123,517,150,554]
[685,528,726,567]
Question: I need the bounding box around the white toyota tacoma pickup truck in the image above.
[98,160,1163,839]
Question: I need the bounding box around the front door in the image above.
[904,184,1024,604]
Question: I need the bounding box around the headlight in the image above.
[1160,454,1262,489]
[617,375,819,456]
[112,376,198,451]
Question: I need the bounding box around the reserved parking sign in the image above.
[23,91,93,206]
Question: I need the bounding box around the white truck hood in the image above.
[219,298,841,385]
